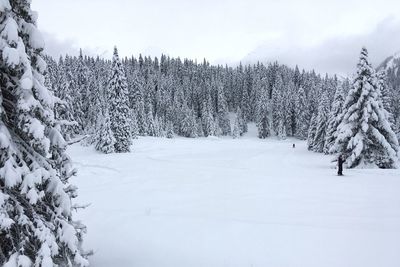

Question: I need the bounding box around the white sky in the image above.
[32,0,400,75]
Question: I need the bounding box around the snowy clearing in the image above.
[70,133,400,267]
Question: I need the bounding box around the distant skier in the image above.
[292,143,295,148]
[337,155,344,176]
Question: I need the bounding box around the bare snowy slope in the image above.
[70,134,400,267]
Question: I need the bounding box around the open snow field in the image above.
[69,130,400,267]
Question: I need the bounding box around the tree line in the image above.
[44,48,348,148]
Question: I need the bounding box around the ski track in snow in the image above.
[73,161,121,173]
[69,129,400,267]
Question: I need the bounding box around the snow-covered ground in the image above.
[70,128,400,267]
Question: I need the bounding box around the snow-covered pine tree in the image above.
[216,83,231,135]
[295,86,310,139]
[232,115,240,139]
[202,96,217,137]
[145,102,156,136]
[166,120,174,138]
[108,46,132,152]
[82,75,106,146]
[76,50,91,129]
[331,47,399,168]
[0,1,89,265]
[307,113,317,150]
[276,119,287,140]
[286,81,297,137]
[95,109,116,154]
[376,69,394,125]
[84,71,101,139]
[71,50,89,133]
[324,83,345,154]
[153,116,163,137]
[54,60,78,141]
[136,97,147,136]
[310,91,330,153]
[180,103,197,138]
[236,107,247,135]
[274,85,287,140]
[257,85,270,139]
[271,74,285,134]
[129,72,147,136]
[131,111,139,139]
[196,118,204,137]
[240,87,251,122]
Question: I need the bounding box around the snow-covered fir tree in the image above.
[276,119,287,140]
[53,61,78,141]
[108,47,132,152]
[271,75,286,137]
[216,83,231,136]
[0,1,88,265]
[180,103,197,138]
[131,111,139,139]
[309,92,330,153]
[324,83,345,154]
[240,87,251,122]
[232,116,240,139]
[376,69,394,125]
[153,116,163,137]
[331,47,399,168]
[307,113,318,150]
[257,83,271,139]
[236,107,247,135]
[202,96,217,137]
[232,107,246,138]
[95,109,116,154]
[166,120,174,138]
[295,86,310,139]
[145,103,156,137]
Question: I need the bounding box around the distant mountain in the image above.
[379,52,400,92]
[378,51,400,72]
[379,52,400,137]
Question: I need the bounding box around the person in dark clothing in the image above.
[292,143,295,148]
[338,155,344,176]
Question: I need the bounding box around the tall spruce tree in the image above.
[108,47,132,152]
[271,75,286,136]
[257,85,271,139]
[331,48,399,168]
[233,107,246,137]
[0,1,88,265]
[216,83,231,135]
[232,114,241,139]
[54,61,77,141]
[376,69,394,125]
[307,113,318,150]
[180,103,197,138]
[324,83,345,154]
[276,119,287,140]
[202,96,217,137]
[145,102,156,136]
[130,111,139,139]
[237,107,247,134]
[95,109,116,154]
[166,120,174,138]
[295,86,310,139]
[310,92,330,153]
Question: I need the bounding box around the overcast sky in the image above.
[32,0,400,75]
